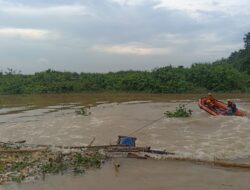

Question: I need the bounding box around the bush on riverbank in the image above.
[0,63,249,95]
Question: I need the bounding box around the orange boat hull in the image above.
[198,97,246,116]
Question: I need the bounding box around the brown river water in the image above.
[0,93,250,190]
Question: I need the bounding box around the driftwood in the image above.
[144,149,175,155]
[14,140,26,144]
[0,141,150,152]
[0,148,47,153]
[106,147,150,152]
[2,141,250,170]
[0,141,128,149]
[127,152,147,159]
[87,137,96,147]
[147,155,250,170]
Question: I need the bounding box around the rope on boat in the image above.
[127,116,165,136]
[127,100,194,136]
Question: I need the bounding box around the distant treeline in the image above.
[0,33,250,95]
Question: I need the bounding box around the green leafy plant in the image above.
[165,104,192,118]
[74,153,101,168]
[41,162,67,174]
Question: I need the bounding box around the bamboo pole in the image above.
[149,155,250,170]
[0,148,47,153]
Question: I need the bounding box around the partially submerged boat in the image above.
[198,97,246,116]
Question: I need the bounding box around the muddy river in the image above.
[0,93,250,190]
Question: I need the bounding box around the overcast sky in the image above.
[0,0,249,73]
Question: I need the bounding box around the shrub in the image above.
[165,104,192,118]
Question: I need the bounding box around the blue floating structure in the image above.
[117,136,137,147]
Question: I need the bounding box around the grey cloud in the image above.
[0,0,249,73]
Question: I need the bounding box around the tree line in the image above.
[0,33,249,95]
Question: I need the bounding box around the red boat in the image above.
[198,97,246,116]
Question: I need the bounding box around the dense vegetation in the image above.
[228,32,250,74]
[0,33,249,95]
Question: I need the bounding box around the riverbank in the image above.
[1,92,250,108]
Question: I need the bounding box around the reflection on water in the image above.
[0,93,250,190]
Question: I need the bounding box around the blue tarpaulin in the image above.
[117,136,136,147]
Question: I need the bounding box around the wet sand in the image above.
[0,93,249,189]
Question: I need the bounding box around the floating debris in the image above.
[0,137,173,184]
[164,104,192,118]
[0,142,105,184]
[2,135,250,185]
[75,107,91,116]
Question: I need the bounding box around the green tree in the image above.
[244,32,250,49]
